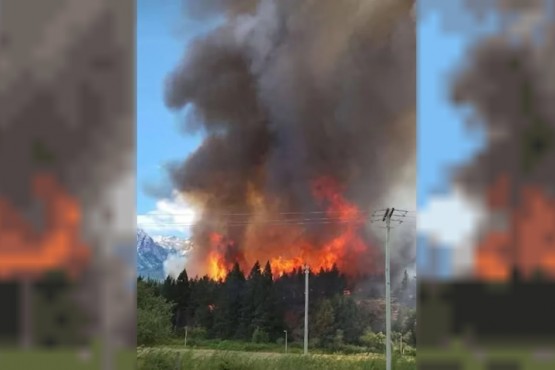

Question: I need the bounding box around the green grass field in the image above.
[0,342,135,370]
[162,337,416,356]
[163,338,349,354]
[138,347,416,370]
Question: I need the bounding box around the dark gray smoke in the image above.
[165,0,416,278]
[449,1,555,203]
[0,0,135,346]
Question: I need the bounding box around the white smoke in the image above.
[163,254,189,280]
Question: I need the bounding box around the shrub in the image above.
[332,329,344,348]
[360,329,386,353]
[137,281,174,346]
[335,344,368,355]
[138,350,178,370]
[137,308,173,346]
[402,345,416,357]
[251,327,270,343]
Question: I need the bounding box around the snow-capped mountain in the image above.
[152,235,192,255]
[137,228,191,280]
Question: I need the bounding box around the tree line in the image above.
[137,261,416,353]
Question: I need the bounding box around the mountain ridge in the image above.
[136,228,190,280]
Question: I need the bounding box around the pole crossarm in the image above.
[370,208,408,226]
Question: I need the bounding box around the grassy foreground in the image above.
[138,347,416,370]
[163,337,416,356]
[0,341,135,370]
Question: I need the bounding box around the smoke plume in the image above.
[165,0,416,279]
[450,1,555,202]
[164,254,189,280]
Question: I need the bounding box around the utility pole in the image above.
[372,208,407,370]
[20,278,32,349]
[384,208,392,370]
[101,208,114,370]
[304,264,309,355]
[284,330,288,353]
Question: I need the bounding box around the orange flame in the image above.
[266,177,370,277]
[206,232,237,281]
[475,174,555,281]
[201,176,376,280]
[208,250,228,281]
[0,173,90,280]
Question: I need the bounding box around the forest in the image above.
[137,262,416,355]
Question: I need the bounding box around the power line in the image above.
[137,209,416,229]
[137,209,417,217]
[138,216,416,227]
[137,219,416,226]
[138,210,416,218]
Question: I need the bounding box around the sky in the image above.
[136,0,499,278]
[136,0,219,237]
[417,0,500,279]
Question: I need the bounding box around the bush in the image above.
[251,327,270,343]
[360,329,385,353]
[138,308,173,346]
[137,281,174,346]
[402,345,416,357]
[335,344,368,355]
[332,329,344,348]
[175,326,208,342]
[138,349,179,370]
[190,326,208,339]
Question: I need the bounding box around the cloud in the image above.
[418,187,484,249]
[137,190,197,236]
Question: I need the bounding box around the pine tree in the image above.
[250,261,273,340]
[333,295,364,344]
[161,276,177,303]
[260,261,282,340]
[311,298,336,347]
[189,276,216,332]
[212,262,245,339]
[237,261,262,340]
[161,275,180,330]
[174,269,190,329]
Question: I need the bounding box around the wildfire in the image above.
[0,173,90,280]
[266,177,369,277]
[208,250,229,281]
[270,256,305,277]
[475,174,555,281]
[207,232,244,281]
[200,176,376,280]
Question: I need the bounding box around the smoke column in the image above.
[450,1,555,198]
[164,0,416,280]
